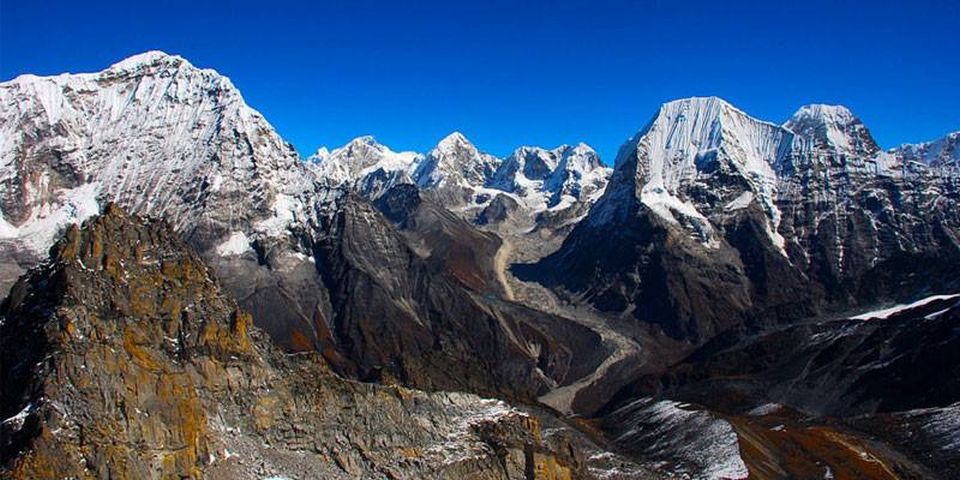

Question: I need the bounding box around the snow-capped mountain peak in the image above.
[891,131,960,169]
[790,103,856,123]
[628,96,789,194]
[0,50,321,261]
[415,132,499,190]
[784,103,879,156]
[600,96,792,249]
[515,146,561,180]
[309,146,332,164]
[107,50,185,71]
[307,136,421,191]
[303,131,611,219]
[557,143,602,172]
[436,131,472,151]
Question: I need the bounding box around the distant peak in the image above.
[571,142,597,155]
[788,104,857,125]
[437,131,471,148]
[109,50,187,71]
[347,135,380,146]
[308,147,331,164]
[785,103,877,154]
[558,143,602,170]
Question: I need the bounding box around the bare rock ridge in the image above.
[0,204,654,479]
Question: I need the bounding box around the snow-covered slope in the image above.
[0,50,332,258]
[784,103,880,156]
[488,143,610,211]
[892,131,960,169]
[306,136,421,198]
[0,50,344,332]
[600,96,792,250]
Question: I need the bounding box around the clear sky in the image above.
[2,0,958,162]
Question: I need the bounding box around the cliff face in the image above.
[0,205,651,479]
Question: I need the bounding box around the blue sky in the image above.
[2,0,958,162]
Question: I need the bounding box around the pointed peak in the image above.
[569,142,597,155]
[109,50,188,71]
[432,131,482,160]
[785,103,877,155]
[437,131,472,148]
[557,143,603,171]
[787,104,858,126]
[346,135,381,147]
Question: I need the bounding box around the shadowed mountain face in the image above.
[0,205,656,479]
[311,193,609,400]
[605,295,960,417]
[596,295,960,479]
[521,97,960,344]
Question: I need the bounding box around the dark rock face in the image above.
[0,205,645,480]
[627,296,960,417]
[377,186,505,294]
[477,193,520,225]
[372,183,423,225]
[314,194,609,400]
[520,198,757,342]
[594,297,960,480]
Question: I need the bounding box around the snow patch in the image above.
[611,398,749,480]
[0,182,101,255]
[849,294,960,320]
[2,402,34,433]
[216,231,252,256]
[725,191,755,211]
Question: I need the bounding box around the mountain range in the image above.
[2,51,958,479]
